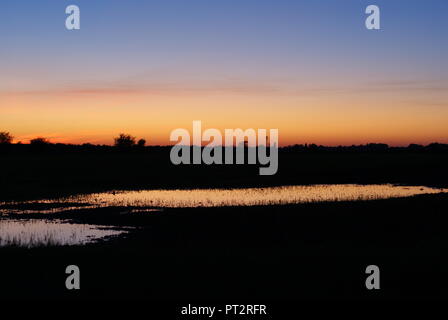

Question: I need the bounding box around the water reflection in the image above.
[78,184,447,208]
[0,203,96,215]
[0,219,128,248]
[1,184,445,214]
[0,184,446,248]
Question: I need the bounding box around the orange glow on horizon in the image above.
[2,86,448,147]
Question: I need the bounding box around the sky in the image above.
[1,0,448,146]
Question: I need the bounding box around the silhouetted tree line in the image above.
[281,142,448,153]
[1,131,447,154]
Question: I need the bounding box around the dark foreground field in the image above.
[1,145,448,303]
[1,193,448,301]
[1,144,448,200]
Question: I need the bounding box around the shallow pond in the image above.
[0,184,446,248]
[0,219,128,248]
[1,184,446,214]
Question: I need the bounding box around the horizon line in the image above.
[3,141,448,149]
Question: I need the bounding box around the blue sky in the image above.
[2,0,447,88]
[1,0,448,145]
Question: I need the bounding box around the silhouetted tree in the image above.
[114,133,136,147]
[30,137,50,145]
[408,143,424,151]
[137,139,146,147]
[427,143,448,152]
[0,132,13,144]
[366,143,389,151]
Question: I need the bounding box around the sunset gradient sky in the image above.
[1,0,448,146]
